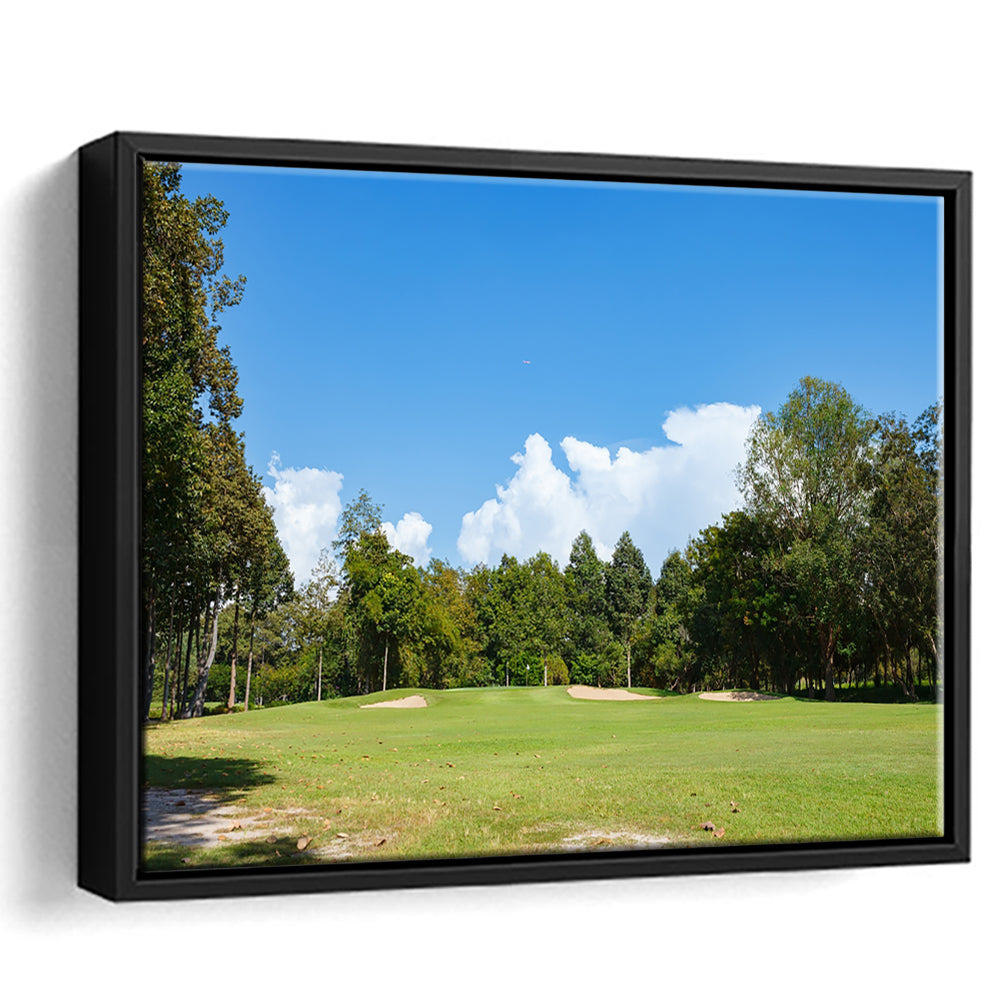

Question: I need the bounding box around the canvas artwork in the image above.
[137,158,949,874]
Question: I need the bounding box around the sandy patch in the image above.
[143,789,318,848]
[698,690,779,702]
[144,788,256,847]
[360,695,428,709]
[561,830,673,851]
[566,685,657,701]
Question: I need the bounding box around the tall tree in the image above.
[605,531,652,688]
[564,531,614,683]
[738,376,876,700]
[343,528,422,692]
[141,161,246,720]
[243,518,294,711]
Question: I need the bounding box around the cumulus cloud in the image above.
[382,512,434,566]
[262,453,345,587]
[457,403,761,570]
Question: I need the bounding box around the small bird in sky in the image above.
[522,360,531,365]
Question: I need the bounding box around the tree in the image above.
[641,550,696,691]
[242,519,294,711]
[523,552,570,685]
[565,532,616,683]
[737,376,876,700]
[334,490,384,560]
[180,426,265,718]
[605,531,652,688]
[866,406,941,698]
[343,529,422,692]
[141,161,250,721]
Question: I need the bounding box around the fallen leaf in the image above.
[446,762,455,767]
[266,835,277,844]
[493,805,502,811]
[217,834,228,841]
[731,801,741,813]
[297,836,313,851]
[336,832,349,839]
[701,822,715,831]
[713,828,726,838]
[229,821,242,831]
[375,838,386,847]
[323,819,331,830]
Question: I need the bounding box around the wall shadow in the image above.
[13,152,79,912]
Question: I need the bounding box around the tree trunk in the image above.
[821,624,837,701]
[160,596,176,721]
[382,638,389,692]
[227,598,240,710]
[626,643,632,689]
[182,588,221,718]
[244,607,257,713]
[142,581,157,721]
[317,643,324,701]
[180,610,196,711]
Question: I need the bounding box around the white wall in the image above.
[1,3,991,995]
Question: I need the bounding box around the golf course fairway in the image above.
[142,686,943,870]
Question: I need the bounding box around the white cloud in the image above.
[456,403,761,570]
[261,453,344,587]
[382,512,434,566]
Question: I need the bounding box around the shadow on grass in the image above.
[143,755,276,791]
[785,684,938,705]
[143,834,324,873]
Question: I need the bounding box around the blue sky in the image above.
[178,162,942,585]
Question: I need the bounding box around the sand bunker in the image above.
[360,695,428,709]
[566,685,657,701]
[698,691,779,702]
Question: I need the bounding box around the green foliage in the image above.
[605,531,653,687]
[546,654,569,685]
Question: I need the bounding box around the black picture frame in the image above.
[78,131,971,901]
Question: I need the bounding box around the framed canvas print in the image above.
[78,132,970,900]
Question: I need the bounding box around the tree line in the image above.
[142,164,942,720]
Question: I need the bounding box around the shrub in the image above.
[546,654,569,685]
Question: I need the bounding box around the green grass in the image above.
[142,685,943,871]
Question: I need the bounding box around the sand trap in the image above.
[360,695,428,709]
[698,691,779,702]
[566,685,657,701]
